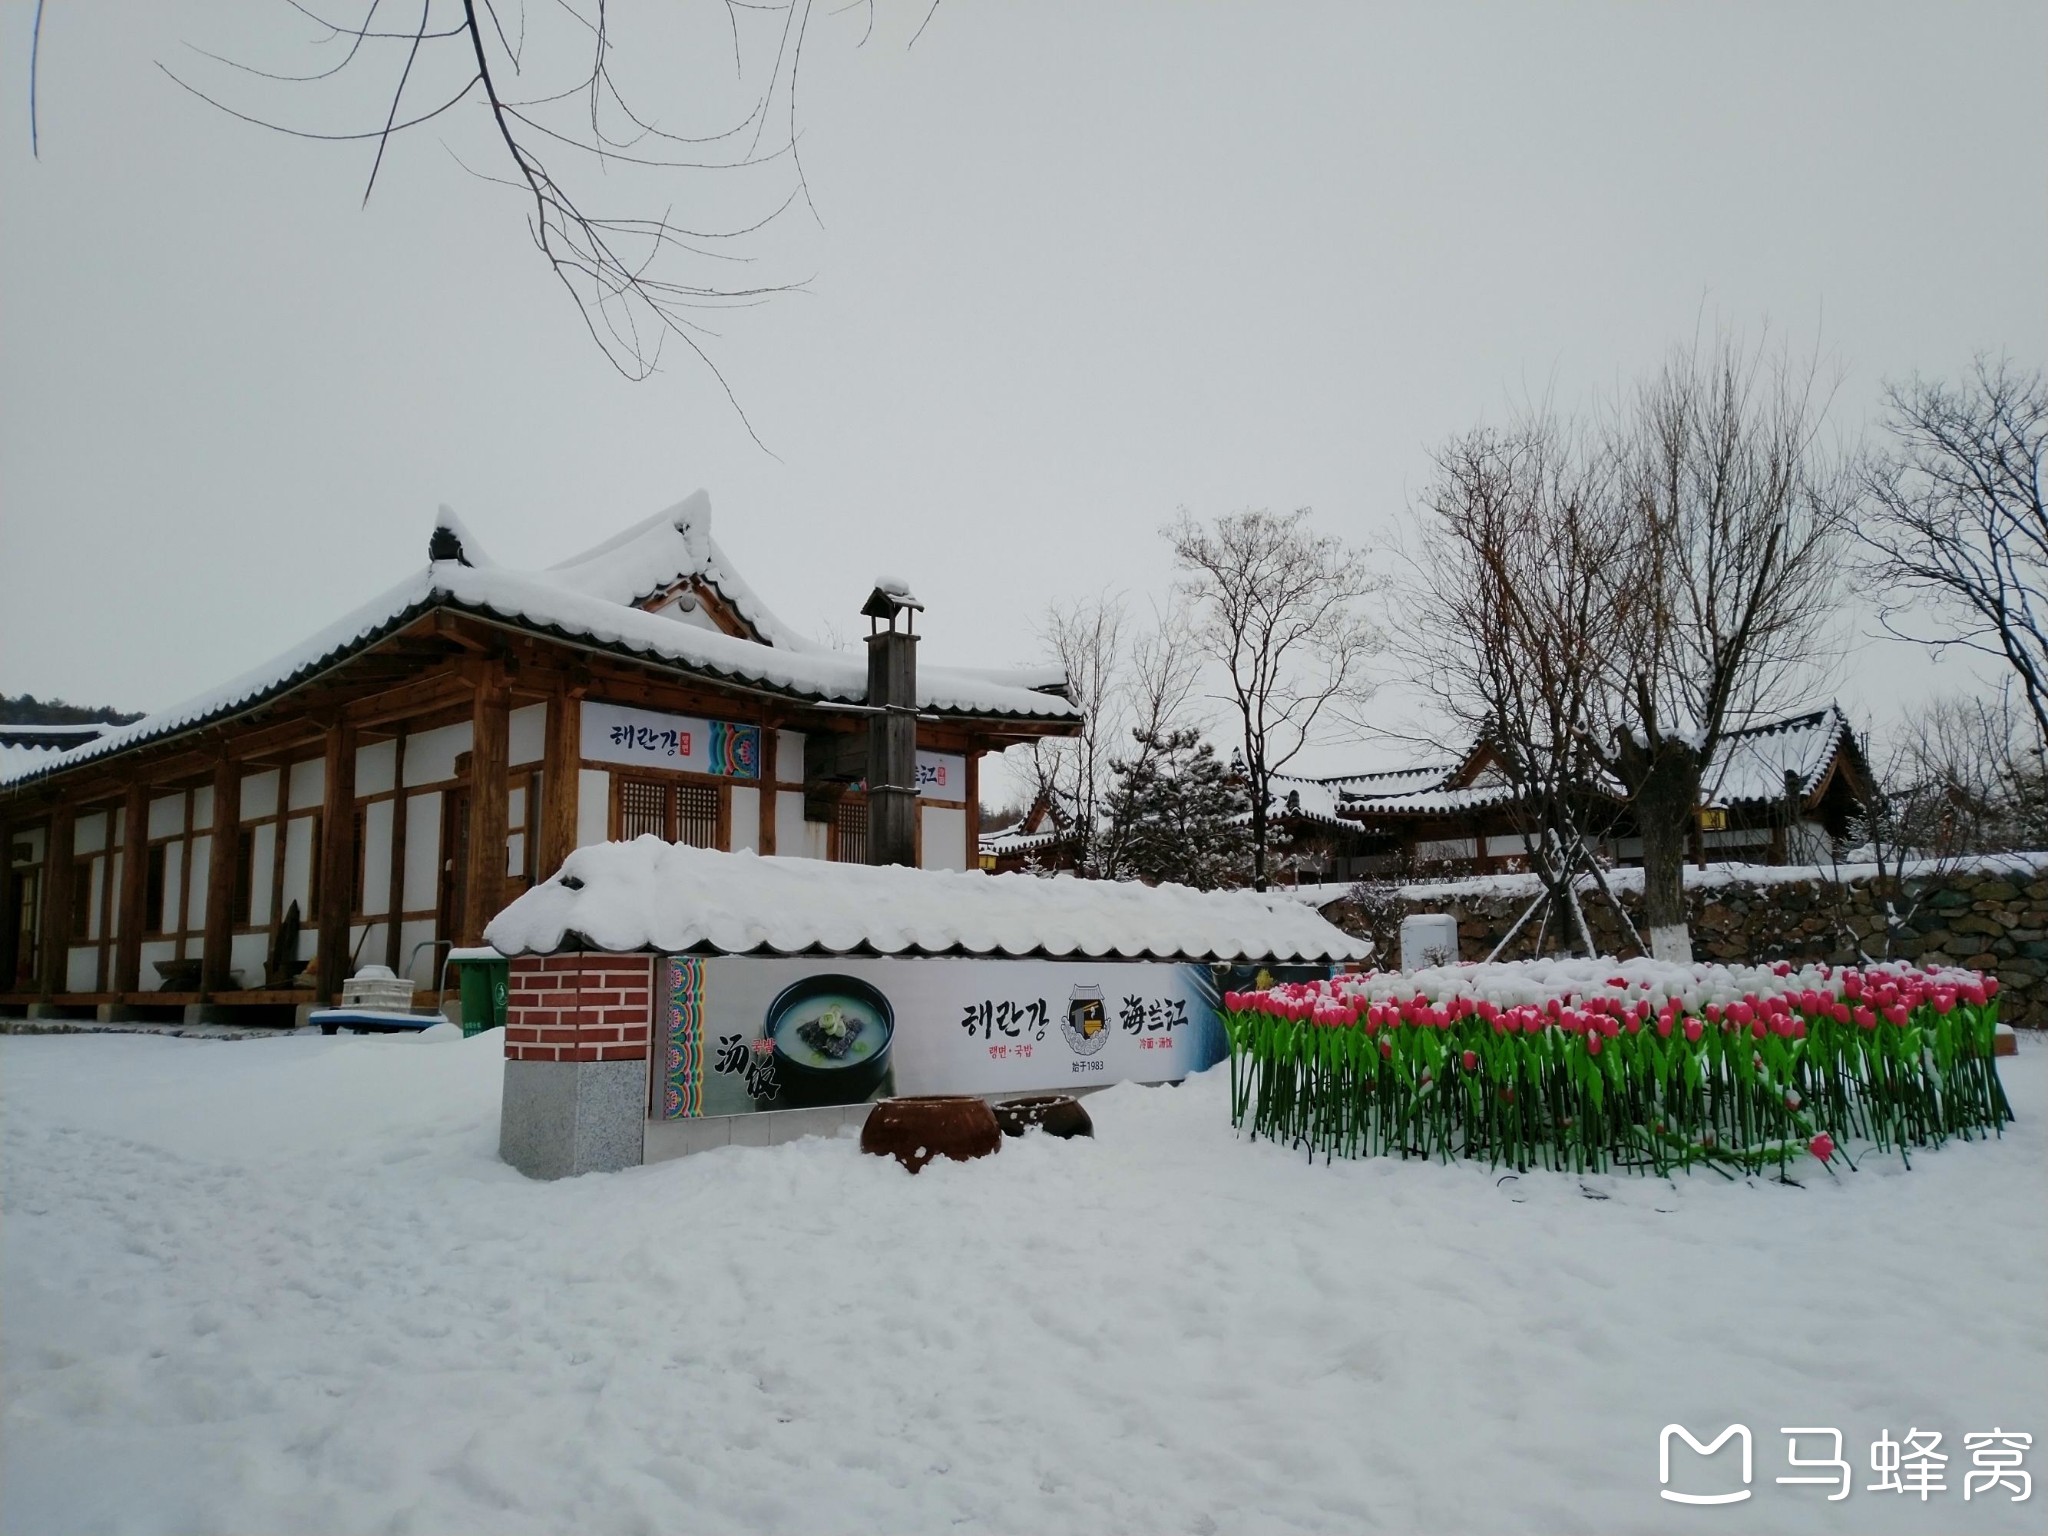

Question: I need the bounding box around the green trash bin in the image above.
[452,950,509,1037]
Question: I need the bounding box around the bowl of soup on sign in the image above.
[764,974,896,1107]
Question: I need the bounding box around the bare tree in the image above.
[1022,594,1201,879]
[1827,693,2045,961]
[1166,508,1383,890]
[121,0,903,441]
[1859,356,2048,748]
[1410,415,1640,956]
[1022,594,1125,877]
[1597,334,1855,959]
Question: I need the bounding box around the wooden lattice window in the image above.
[674,784,719,849]
[615,778,724,849]
[618,779,668,840]
[831,799,867,864]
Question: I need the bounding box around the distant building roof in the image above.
[1704,707,1864,808]
[1317,707,1867,823]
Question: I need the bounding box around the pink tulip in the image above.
[1461,1050,1479,1072]
[1807,1131,1835,1163]
[1586,1031,1603,1056]
[1683,1019,1704,1043]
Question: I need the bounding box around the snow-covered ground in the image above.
[4,1030,2043,1534]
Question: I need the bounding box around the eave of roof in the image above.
[1,560,1080,794]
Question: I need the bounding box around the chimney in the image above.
[861,579,923,866]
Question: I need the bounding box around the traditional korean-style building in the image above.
[0,494,1080,1022]
[1271,707,1876,881]
[975,709,1876,884]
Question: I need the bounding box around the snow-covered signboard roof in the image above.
[486,842,1373,965]
[1,493,1078,789]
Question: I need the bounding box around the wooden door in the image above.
[438,786,470,943]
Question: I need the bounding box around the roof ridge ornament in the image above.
[429,504,473,567]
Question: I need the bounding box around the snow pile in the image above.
[3,1030,2042,1534]
[485,841,1373,964]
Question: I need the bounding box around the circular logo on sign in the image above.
[1062,984,1109,1056]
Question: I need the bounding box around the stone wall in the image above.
[1318,858,2048,1030]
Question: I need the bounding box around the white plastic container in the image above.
[341,964,418,1013]
[1399,913,1460,972]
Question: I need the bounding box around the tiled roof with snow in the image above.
[485,841,1374,964]
[1270,775,1354,829]
[1319,763,1456,798]
[1,495,1079,790]
[1306,709,1860,821]
[979,824,1070,856]
[1339,781,1523,819]
[1704,708,1854,806]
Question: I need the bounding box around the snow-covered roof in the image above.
[1320,764,1455,798]
[0,722,117,747]
[978,823,1070,857]
[1269,775,1354,830]
[1308,708,1863,823]
[1340,782,1523,818]
[2,495,1079,790]
[485,841,1374,964]
[1705,708,1858,807]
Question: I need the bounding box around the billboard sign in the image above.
[582,700,761,779]
[656,956,1226,1120]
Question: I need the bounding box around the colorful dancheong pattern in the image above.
[708,721,762,780]
[663,957,708,1118]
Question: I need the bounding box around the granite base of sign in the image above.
[643,1102,871,1161]
[500,1057,647,1180]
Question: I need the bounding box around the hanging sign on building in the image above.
[581,700,761,779]
[656,956,1227,1121]
[915,751,967,801]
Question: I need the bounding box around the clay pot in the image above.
[993,1094,1094,1140]
[860,1096,1002,1173]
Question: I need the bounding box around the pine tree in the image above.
[1104,728,1253,889]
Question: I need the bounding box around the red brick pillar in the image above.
[500,950,656,1180]
[505,952,654,1064]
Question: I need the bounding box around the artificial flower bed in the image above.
[1223,958,2012,1177]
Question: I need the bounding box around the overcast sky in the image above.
[3,2,2043,793]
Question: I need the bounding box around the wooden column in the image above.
[383,730,409,973]
[537,689,579,880]
[315,720,357,1002]
[39,803,76,999]
[114,782,147,994]
[964,748,981,871]
[0,813,17,989]
[757,727,778,857]
[201,754,241,994]
[462,666,510,944]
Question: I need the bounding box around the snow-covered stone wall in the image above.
[1322,856,2048,1029]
